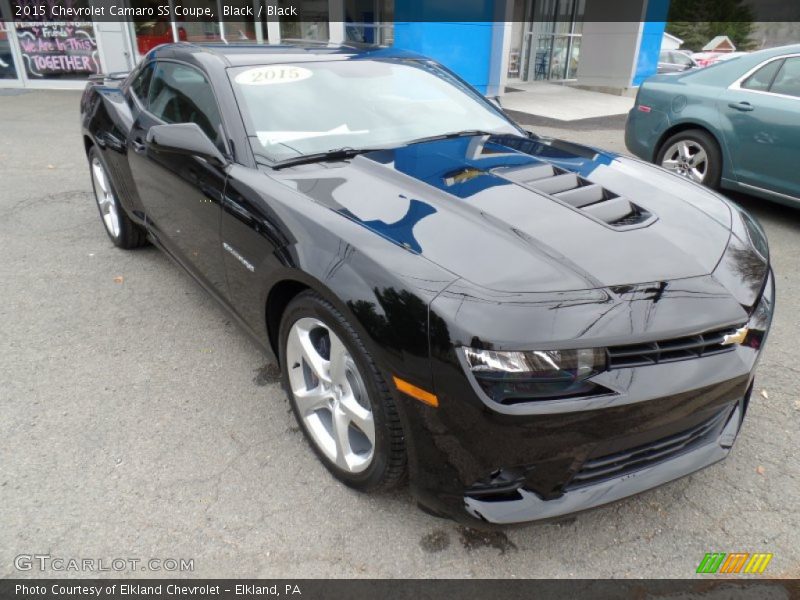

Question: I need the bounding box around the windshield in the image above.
[229,59,522,163]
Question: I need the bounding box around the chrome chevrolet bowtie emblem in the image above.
[721,327,749,346]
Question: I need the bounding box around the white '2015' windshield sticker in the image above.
[235,65,312,85]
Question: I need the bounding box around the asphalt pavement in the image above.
[1,90,798,578]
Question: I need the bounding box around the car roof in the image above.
[148,42,425,67]
[676,43,800,85]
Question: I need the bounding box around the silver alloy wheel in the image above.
[286,317,375,473]
[661,139,709,183]
[91,157,121,238]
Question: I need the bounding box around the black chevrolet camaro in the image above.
[81,43,774,526]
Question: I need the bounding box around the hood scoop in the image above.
[494,162,656,230]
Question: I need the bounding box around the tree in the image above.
[666,0,756,51]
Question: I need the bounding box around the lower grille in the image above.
[566,411,727,489]
[607,326,741,369]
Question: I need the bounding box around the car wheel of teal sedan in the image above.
[656,129,721,188]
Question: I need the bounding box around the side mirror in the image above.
[146,123,227,166]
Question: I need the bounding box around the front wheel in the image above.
[279,291,406,492]
[656,129,722,188]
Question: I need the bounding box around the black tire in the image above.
[87,146,148,249]
[656,128,722,189]
[279,290,407,492]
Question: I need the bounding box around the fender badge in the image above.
[721,327,749,346]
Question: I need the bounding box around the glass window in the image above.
[741,59,783,92]
[769,57,800,98]
[174,21,221,45]
[148,62,225,150]
[222,20,259,43]
[130,1,175,55]
[172,0,225,44]
[230,59,521,163]
[133,21,175,56]
[278,0,329,41]
[344,0,394,45]
[659,51,670,63]
[13,17,99,80]
[0,21,18,79]
[130,62,154,105]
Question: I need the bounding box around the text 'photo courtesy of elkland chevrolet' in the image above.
[81,42,773,527]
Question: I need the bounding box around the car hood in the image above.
[272,134,734,293]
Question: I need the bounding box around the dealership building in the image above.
[0,0,668,96]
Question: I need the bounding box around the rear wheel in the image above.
[656,129,722,188]
[279,291,406,491]
[88,146,148,249]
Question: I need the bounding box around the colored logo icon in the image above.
[696,552,773,574]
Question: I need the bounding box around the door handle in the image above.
[728,101,754,112]
[131,139,146,153]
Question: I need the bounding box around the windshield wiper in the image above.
[270,147,387,170]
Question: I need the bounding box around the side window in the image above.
[769,57,800,98]
[741,59,783,92]
[659,51,670,63]
[147,61,226,151]
[130,62,154,106]
[672,52,693,67]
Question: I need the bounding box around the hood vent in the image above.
[495,163,656,230]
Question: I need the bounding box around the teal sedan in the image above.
[626,44,800,206]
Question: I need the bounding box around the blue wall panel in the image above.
[632,0,671,86]
[393,1,496,94]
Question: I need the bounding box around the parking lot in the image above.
[1,89,798,578]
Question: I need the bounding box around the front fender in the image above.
[222,164,458,392]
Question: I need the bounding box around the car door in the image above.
[719,54,800,199]
[127,60,230,295]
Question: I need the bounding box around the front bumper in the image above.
[463,398,743,524]
[404,271,773,526]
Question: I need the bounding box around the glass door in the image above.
[523,0,584,82]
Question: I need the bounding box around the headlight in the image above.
[461,347,608,404]
[744,271,774,351]
[739,208,769,260]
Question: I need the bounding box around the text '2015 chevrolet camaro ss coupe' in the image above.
[81,43,774,526]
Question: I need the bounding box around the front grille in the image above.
[566,411,727,489]
[607,326,741,369]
